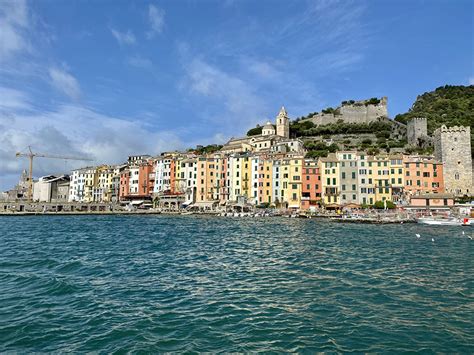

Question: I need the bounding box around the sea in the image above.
[0,215,473,352]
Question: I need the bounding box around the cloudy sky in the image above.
[0,0,472,190]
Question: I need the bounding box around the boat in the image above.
[416,216,462,225]
[462,218,473,227]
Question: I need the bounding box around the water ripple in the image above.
[0,215,473,352]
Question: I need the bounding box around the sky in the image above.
[0,0,473,190]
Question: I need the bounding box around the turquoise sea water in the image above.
[0,215,473,352]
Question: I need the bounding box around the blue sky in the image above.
[0,0,472,190]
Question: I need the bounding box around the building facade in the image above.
[434,125,472,196]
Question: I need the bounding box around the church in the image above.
[220,107,304,154]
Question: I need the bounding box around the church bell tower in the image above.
[276,106,289,138]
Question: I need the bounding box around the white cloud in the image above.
[127,55,153,70]
[49,67,81,100]
[0,87,31,111]
[184,58,268,135]
[0,0,29,61]
[0,88,185,190]
[469,77,474,85]
[110,28,136,45]
[147,4,165,38]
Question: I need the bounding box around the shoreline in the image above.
[0,210,416,223]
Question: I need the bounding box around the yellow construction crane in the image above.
[15,146,94,200]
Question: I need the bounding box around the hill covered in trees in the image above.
[394,85,474,132]
[244,85,473,157]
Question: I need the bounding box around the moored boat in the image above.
[416,216,461,225]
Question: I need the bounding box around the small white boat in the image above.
[462,218,473,227]
[416,217,461,226]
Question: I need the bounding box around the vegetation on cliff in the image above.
[394,85,474,132]
[290,120,393,138]
[190,144,223,154]
[247,125,262,136]
[395,85,473,156]
[304,141,338,159]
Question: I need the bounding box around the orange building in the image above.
[301,159,321,209]
[119,169,130,200]
[119,160,155,201]
[403,156,444,195]
[138,160,155,197]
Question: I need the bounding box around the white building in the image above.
[154,157,173,194]
[69,168,87,202]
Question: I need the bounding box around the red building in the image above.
[301,159,321,210]
[119,159,156,202]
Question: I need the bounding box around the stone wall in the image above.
[407,117,428,146]
[434,125,473,196]
[308,97,388,126]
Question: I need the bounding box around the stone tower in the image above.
[407,117,428,146]
[434,125,473,196]
[276,106,289,138]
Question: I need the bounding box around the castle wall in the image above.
[407,118,428,146]
[434,125,473,196]
[308,97,388,126]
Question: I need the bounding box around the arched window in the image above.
[454,173,459,180]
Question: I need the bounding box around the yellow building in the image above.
[389,154,404,203]
[368,155,392,203]
[83,167,98,203]
[320,153,340,206]
[94,165,115,202]
[241,156,252,199]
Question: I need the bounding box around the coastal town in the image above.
[2,101,473,222]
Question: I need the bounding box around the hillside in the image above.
[395,85,473,156]
[394,85,474,132]
[244,85,473,158]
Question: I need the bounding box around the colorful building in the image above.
[403,156,444,196]
[301,159,321,210]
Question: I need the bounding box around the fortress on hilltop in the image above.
[303,97,389,126]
